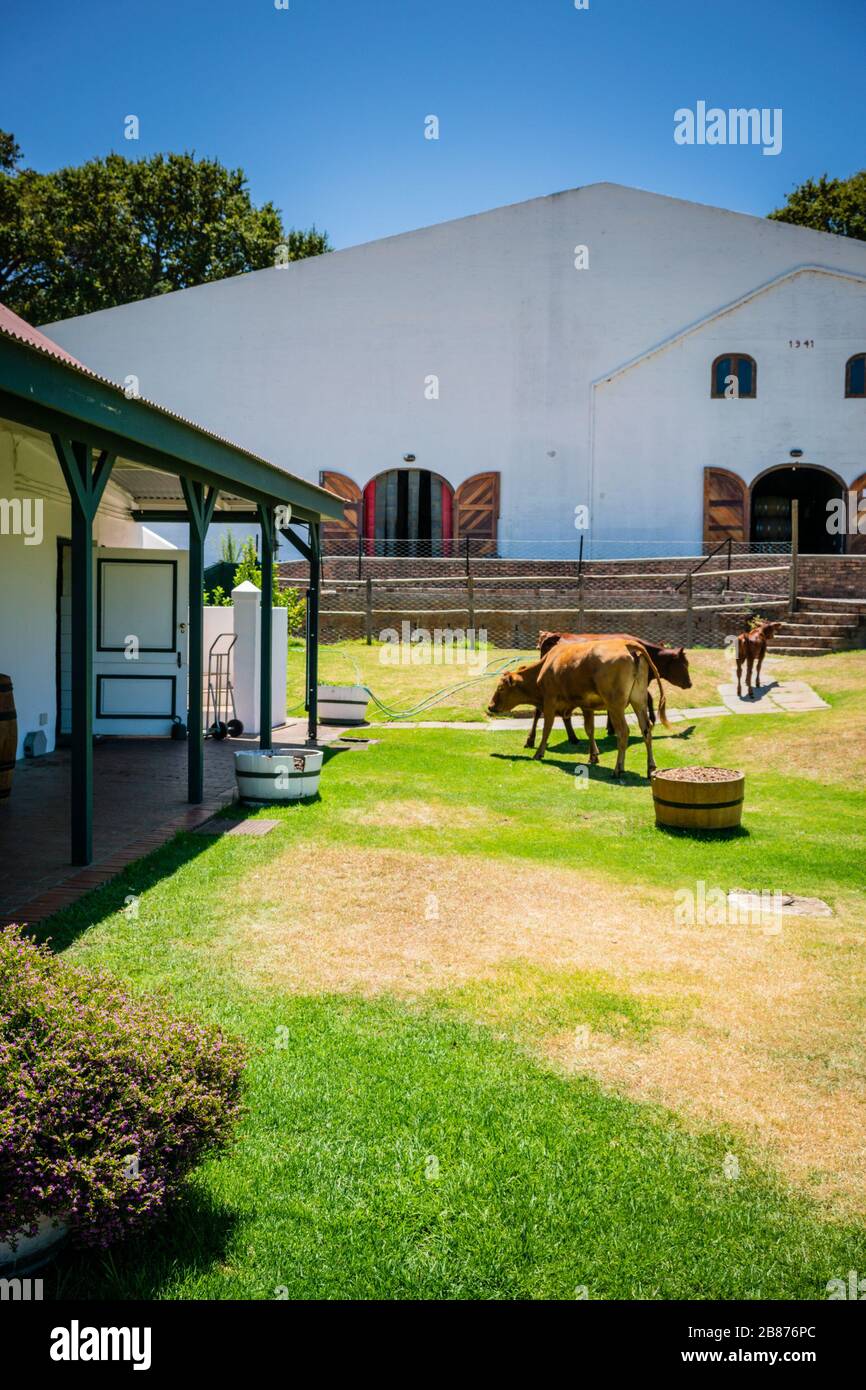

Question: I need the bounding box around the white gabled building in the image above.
[47,183,866,558]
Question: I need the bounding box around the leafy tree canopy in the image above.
[0,131,330,323]
[768,170,866,242]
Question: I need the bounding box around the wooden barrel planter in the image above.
[0,674,16,801]
[318,684,370,726]
[652,766,745,831]
[235,747,323,804]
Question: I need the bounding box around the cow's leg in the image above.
[532,702,557,761]
[563,713,579,744]
[525,706,539,749]
[605,712,615,738]
[609,705,630,778]
[746,651,755,699]
[633,699,656,777]
[583,709,599,764]
[755,645,765,692]
[647,690,656,726]
[736,653,743,699]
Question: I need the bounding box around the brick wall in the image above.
[798,555,866,598]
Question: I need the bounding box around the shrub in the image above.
[203,538,306,634]
[0,926,245,1250]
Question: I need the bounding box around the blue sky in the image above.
[4,0,864,251]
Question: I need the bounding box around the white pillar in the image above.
[272,607,288,731]
[232,581,261,736]
[231,582,287,735]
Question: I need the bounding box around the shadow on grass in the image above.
[654,822,751,842]
[489,751,654,786]
[47,1183,240,1301]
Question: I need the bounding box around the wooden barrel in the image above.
[652,767,745,831]
[0,675,16,801]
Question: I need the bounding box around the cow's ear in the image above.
[677,647,685,657]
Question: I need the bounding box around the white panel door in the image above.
[93,549,188,736]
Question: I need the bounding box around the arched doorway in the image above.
[750,465,844,554]
[318,468,501,557]
[363,469,454,556]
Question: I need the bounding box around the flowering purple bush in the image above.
[0,926,245,1249]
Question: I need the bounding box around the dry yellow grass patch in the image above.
[341,798,488,830]
[221,845,866,1211]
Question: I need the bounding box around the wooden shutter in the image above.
[703,467,749,547]
[454,472,500,556]
[318,471,361,553]
[847,472,866,554]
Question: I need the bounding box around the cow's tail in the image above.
[627,643,669,728]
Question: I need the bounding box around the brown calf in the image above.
[736,621,782,699]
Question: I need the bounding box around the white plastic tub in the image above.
[317,684,370,726]
[235,747,323,803]
[0,1214,68,1275]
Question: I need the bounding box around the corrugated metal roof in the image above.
[0,302,87,368]
[0,299,340,508]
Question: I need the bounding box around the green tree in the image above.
[219,531,242,565]
[232,538,305,634]
[0,131,330,323]
[768,170,866,242]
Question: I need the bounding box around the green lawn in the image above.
[36,659,866,1300]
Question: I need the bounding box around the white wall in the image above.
[203,594,288,735]
[0,424,156,757]
[592,270,866,547]
[47,183,866,552]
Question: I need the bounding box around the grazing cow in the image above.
[526,630,691,746]
[736,620,782,699]
[488,638,668,776]
[490,659,581,749]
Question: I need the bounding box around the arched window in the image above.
[712,353,757,399]
[845,354,866,398]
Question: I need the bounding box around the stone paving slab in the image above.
[368,680,829,731]
[717,680,829,715]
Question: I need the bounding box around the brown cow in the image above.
[487,657,579,749]
[736,620,782,699]
[488,638,668,776]
[525,630,691,747]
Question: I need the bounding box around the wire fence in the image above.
[290,553,795,650]
[314,534,791,570]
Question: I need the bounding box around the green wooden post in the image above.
[258,504,275,750]
[52,438,115,865]
[181,479,218,802]
[307,522,320,745]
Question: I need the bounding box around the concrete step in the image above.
[797,595,866,611]
[772,646,836,655]
[794,613,861,627]
[778,625,861,636]
[774,636,845,649]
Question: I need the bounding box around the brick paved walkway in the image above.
[0,721,339,927]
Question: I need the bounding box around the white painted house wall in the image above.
[0,423,169,758]
[46,184,866,552]
[592,269,866,547]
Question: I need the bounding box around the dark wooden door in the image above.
[454,472,500,555]
[703,467,749,547]
[319,471,361,554]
